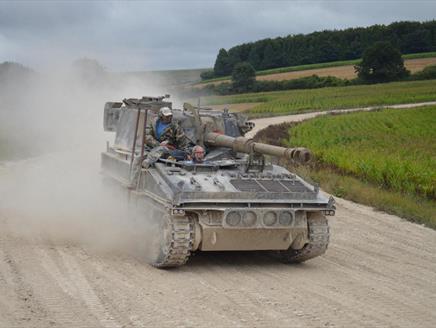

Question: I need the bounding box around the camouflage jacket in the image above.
[145,117,192,151]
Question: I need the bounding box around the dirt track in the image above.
[1,111,436,327]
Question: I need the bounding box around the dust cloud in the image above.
[0,61,169,260]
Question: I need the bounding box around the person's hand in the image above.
[160,140,169,146]
[186,154,192,160]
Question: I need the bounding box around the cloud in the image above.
[0,1,435,71]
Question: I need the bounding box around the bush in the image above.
[231,62,256,93]
[355,42,410,83]
[200,70,215,80]
[192,74,351,96]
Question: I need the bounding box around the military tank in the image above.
[101,95,335,268]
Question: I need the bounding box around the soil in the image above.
[1,106,436,327]
[257,57,436,82]
[1,200,435,327]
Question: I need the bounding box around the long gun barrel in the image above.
[205,132,311,163]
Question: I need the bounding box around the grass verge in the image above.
[295,165,436,229]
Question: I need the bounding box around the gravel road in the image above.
[0,109,435,327]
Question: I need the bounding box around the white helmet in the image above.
[158,107,173,118]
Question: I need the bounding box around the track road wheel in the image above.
[274,212,329,264]
[150,215,195,269]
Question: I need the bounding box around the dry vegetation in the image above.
[261,57,436,81]
[197,56,436,87]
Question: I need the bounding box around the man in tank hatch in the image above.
[142,107,194,167]
[129,107,194,188]
[181,145,207,165]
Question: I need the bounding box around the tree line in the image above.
[189,41,436,97]
[209,20,436,78]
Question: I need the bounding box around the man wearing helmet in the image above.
[145,107,190,149]
[142,107,192,168]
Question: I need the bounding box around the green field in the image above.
[287,106,436,198]
[202,79,436,117]
[287,106,436,227]
[199,51,436,83]
[255,106,436,227]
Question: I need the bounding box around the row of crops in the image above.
[286,106,436,200]
[203,79,436,117]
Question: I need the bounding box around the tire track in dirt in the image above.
[1,200,436,327]
[1,107,436,327]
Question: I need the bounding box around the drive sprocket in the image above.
[150,215,195,268]
[273,212,329,263]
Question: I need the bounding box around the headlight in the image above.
[242,211,257,226]
[263,211,277,226]
[226,211,241,226]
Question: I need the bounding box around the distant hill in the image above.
[212,20,436,77]
[0,61,35,83]
[0,59,207,88]
[0,62,37,111]
[120,68,208,87]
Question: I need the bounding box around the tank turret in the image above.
[204,132,311,163]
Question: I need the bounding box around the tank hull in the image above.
[102,154,333,263]
[100,97,334,267]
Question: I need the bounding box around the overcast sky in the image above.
[1,0,435,72]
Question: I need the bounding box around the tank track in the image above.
[274,212,329,263]
[152,216,195,268]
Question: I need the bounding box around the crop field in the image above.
[203,79,436,117]
[257,57,436,82]
[198,51,436,84]
[258,51,436,76]
[286,106,436,200]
